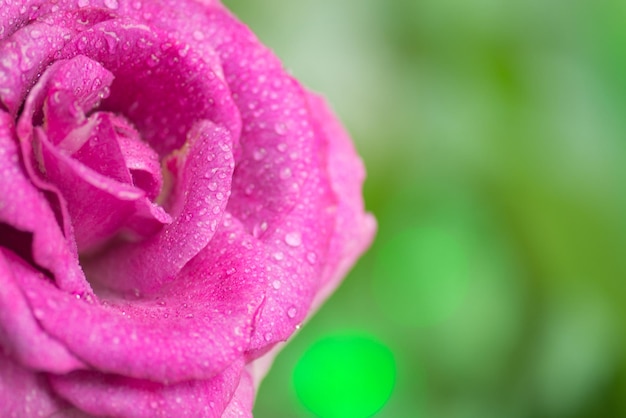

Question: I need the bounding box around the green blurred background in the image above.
[225,1,626,417]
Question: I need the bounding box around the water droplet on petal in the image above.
[193,30,205,41]
[285,232,302,247]
[272,280,281,290]
[273,251,284,261]
[103,0,119,9]
[146,54,159,67]
[287,306,297,318]
[253,148,266,161]
[274,122,287,135]
[279,167,292,179]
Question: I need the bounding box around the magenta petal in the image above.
[307,92,377,294]
[0,8,116,115]
[62,113,133,185]
[209,8,318,232]
[222,370,254,418]
[112,114,163,200]
[56,16,241,157]
[16,216,267,382]
[86,120,234,293]
[42,58,115,144]
[36,127,160,252]
[202,8,339,350]
[0,111,89,293]
[0,249,85,373]
[0,21,74,114]
[49,359,246,418]
[0,350,71,418]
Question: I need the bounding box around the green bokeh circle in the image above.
[293,333,396,418]
[373,220,472,327]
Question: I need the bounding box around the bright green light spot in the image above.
[293,333,395,418]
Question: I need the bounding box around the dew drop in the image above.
[306,252,317,264]
[146,54,159,67]
[287,306,297,318]
[273,251,284,261]
[279,167,292,179]
[91,77,102,91]
[274,122,287,135]
[285,232,302,247]
[253,221,268,238]
[264,332,273,342]
[208,181,218,191]
[272,280,281,290]
[253,148,266,161]
[103,0,119,9]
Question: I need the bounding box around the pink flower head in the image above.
[0,1,375,416]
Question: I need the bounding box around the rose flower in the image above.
[0,1,375,416]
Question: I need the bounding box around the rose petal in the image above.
[306,92,377,294]
[63,113,133,185]
[16,55,170,251]
[222,369,254,418]
[15,215,268,383]
[112,114,163,200]
[55,16,240,157]
[85,120,234,293]
[201,7,340,350]
[0,110,89,293]
[0,7,117,114]
[0,350,71,418]
[36,126,167,252]
[0,249,85,373]
[49,359,246,418]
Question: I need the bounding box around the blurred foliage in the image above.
[225,0,626,417]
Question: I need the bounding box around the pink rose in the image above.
[0,0,374,416]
